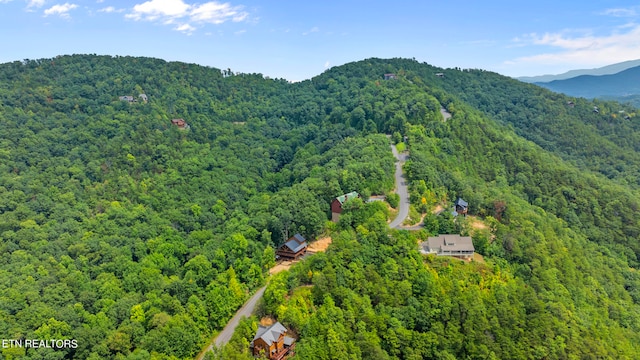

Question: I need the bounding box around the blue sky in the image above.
[2,0,640,81]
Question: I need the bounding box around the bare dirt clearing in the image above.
[269,237,332,275]
[307,236,332,253]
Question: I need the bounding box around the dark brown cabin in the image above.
[276,234,307,260]
[250,322,296,359]
[454,198,468,216]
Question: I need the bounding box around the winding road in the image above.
[197,139,414,359]
[196,286,266,360]
[389,144,411,228]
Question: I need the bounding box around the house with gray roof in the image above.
[422,234,474,259]
[454,198,468,216]
[276,233,307,260]
[250,322,296,359]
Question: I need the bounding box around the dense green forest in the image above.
[1,55,640,359]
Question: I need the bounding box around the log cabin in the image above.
[276,234,307,260]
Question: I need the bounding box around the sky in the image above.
[2,0,640,81]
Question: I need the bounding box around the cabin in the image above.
[421,234,475,259]
[454,198,468,216]
[139,94,148,102]
[171,118,190,130]
[384,73,397,80]
[276,234,308,260]
[331,191,360,222]
[566,101,574,108]
[119,95,135,102]
[593,106,600,113]
[435,72,444,77]
[250,322,296,360]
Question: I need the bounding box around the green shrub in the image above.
[387,193,400,208]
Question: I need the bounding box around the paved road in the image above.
[198,142,413,358]
[389,144,410,228]
[197,285,266,359]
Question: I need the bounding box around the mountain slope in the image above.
[244,59,640,359]
[1,55,640,359]
[534,65,640,98]
[518,58,640,83]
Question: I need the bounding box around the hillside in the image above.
[534,65,640,98]
[1,55,640,359]
[517,58,640,83]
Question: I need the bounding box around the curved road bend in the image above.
[198,144,411,358]
[389,144,410,229]
[197,285,266,360]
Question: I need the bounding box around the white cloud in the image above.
[324,61,330,68]
[127,0,248,33]
[190,2,246,24]
[175,23,195,33]
[507,25,640,68]
[98,6,123,13]
[27,0,46,7]
[600,7,638,17]
[127,0,189,21]
[44,3,77,18]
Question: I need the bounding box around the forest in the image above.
[1,55,640,359]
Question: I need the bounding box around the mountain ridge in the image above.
[517,58,640,83]
[533,65,640,99]
[1,54,639,359]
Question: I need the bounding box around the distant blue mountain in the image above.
[534,65,640,99]
[518,59,640,83]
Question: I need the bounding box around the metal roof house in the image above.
[250,322,296,359]
[422,234,475,260]
[276,234,308,260]
[331,191,360,222]
[454,198,468,216]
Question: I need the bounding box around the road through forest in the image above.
[198,140,412,359]
[389,143,410,228]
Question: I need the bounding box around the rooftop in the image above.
[425,234,475,254]
[335,191,359,205]
[253,322,287,346]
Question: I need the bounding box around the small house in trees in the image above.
[384,73,397,80]
[422,234,475,259]
[171,118,190,130]
[276,234,307,260]
[331,191,360,222]
[250,322,296,359]
[435,72,445,77]
[566,101,574,108]
[593,106,600,113]
[119,95,135,102]
[454,198,468,216]
[139,94,148,102]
